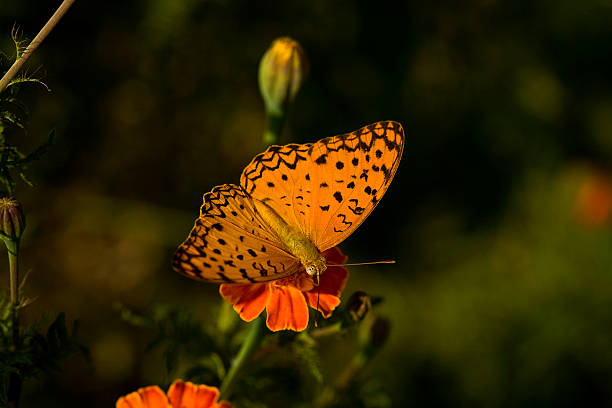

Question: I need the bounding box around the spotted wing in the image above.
[172,184,301,283]
[240,121,404,251]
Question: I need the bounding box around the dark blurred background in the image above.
[2,0,612,406]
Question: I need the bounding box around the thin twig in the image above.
[0,0,77,94]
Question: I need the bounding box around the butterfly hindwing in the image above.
[240,121,404,251]
[172,184,301,283]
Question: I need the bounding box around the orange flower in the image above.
[574,168,612,228]
[220,247,349,331]
[116,379,232,408]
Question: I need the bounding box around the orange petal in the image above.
[265,285,309,331]
[320,264,349,297]
[168,380,225,408]
[219,283,269,322]
[116,386,170,408]
[304,262,349,318]
[304,292,341,318]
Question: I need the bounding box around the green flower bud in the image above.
[258,37,308,116]
[0,197,25,242]
[368,316,391,349]
[346,291,372,322]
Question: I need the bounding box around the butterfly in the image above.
[172,121,404,284]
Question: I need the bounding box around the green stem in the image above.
[5,239,21,408]
[219,315,266,400]
[6,239,19,344]
[309,322,342,338]
[315,348,370,408]
[262,112,286,147]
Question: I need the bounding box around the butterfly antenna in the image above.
[335,260,395,267]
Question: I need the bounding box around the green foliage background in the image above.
[1,0,612,406]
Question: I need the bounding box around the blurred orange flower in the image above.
[220,247,348,331]
[574,168,612,228]
[116,379,231,408]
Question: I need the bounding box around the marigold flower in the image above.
[574,168,612,228]
[220,247,348,332]
[116,379,232,408]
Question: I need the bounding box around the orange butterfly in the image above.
[172,121,404,284]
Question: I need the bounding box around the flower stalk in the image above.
[0,197,25,408]
[262,112,286,147]
[315,316,391,408]
[6,239,19,345]
[219,315,266,400]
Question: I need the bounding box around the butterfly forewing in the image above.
[240,121,404,252]
[239,143,313,239]
[172,184,301,283]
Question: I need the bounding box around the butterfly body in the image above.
[252,197,327,278]
[173,121,404,284]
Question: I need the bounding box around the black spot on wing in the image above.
[381,163,391,179]
[333,213,353,233]
[253,262,268,277]
[217,272,233,282]
[239,268,256,283]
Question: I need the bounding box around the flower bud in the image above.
[258,37,308,116]
[0,197,25,242]
[368,316,391,349]
[357,315,391,361]
[346,291,372,322]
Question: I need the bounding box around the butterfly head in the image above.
[304,256,327,286]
